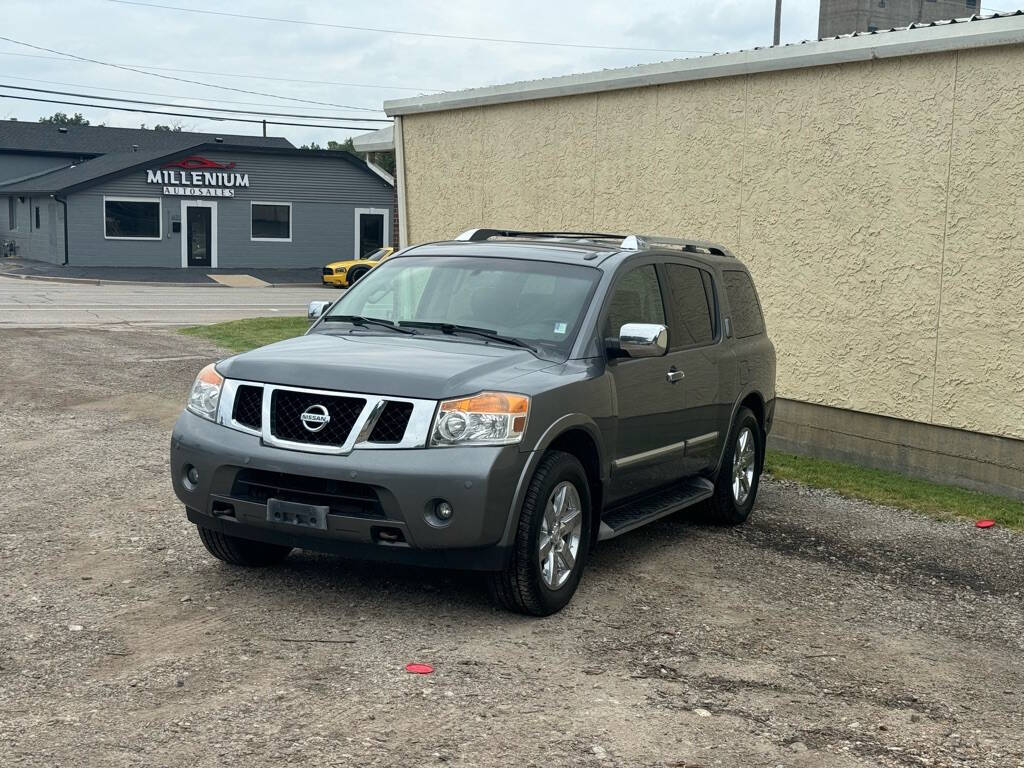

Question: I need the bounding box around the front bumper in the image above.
[321,273,349,287]
[170,411,528,570]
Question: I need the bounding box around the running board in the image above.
[598,477,715,540]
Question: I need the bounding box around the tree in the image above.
[39,112,90,126]
[301,136,395,175]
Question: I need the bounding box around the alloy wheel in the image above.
[538,481,583,589]
[732,426,757,505]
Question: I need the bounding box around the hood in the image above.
[217,330,555,400]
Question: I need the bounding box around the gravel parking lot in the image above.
[2,326,1022,768]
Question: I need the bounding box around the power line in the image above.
[0,84,392,122]
[106,0,716,55]
[0,36,387,112]
[0,50,442,93]
[0,93,384,131]
[1,74,352,111]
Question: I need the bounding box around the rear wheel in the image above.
[196,525,292,567]
[488,451,591,616]
[708,407,763,525]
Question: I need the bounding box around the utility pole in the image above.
[773,0,782,45]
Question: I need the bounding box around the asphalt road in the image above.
[2,326,1023,768]
[0,278,332,327]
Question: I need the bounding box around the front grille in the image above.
[368,401,413,443]
[271,389,365,446]
[231,469,384,519]
[322,267,334,275]
[233,385,263,430]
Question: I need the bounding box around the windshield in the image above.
[324,255,600,357]
[362,248,388,262]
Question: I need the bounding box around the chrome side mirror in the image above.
[307,300,331,322]
[618,323,668,358]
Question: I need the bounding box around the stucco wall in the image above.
[398,45,1024,442]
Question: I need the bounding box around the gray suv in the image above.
[170,229,776,615]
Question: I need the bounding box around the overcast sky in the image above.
[1,0,823,147]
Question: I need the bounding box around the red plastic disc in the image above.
[975,520,995,529]
[405,663,434,674]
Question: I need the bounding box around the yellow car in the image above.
[322,247,395,288]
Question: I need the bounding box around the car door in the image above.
[603,261,688,503]
[660,261,728,474]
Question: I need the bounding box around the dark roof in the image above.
[0,120,293,156]
[0,142,392,195]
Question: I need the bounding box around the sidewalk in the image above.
[0,258,322,287]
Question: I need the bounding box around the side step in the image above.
[598,477,715,540]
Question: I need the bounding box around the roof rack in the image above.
[453,228,734,258]
[454,228,625,242]
[620,235,733,258]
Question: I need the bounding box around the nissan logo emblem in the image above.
[300,404,331,433]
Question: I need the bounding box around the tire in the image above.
[347,267,369,285]
[196,525,293,567]
[487,450,591,616]
[708,407,763,525]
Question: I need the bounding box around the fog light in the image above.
[436,501,454,521]
[187,466,200,485]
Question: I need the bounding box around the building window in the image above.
[966,0,977,7]
[251,202,291,241]
[7,197,14,231]
[104,197,162,240]
[878,0,885,6]
[35,206,41,230]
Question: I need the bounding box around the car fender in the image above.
[497,413,608,549]
[713,387,769,476]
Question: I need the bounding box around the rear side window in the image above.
[604,265,666,337]
[663,264,714,347]
[722,270,765,338]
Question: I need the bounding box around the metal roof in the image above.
[352,125,394,153]
[384,11,1024,116]
[0,120,293,155]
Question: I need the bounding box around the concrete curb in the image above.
[0,271,323,289]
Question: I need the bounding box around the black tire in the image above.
[347,267,369,285]
[196,525,293,567]
[487,450,591,616]
[708,407,763,525]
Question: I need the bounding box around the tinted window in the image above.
[722,270,765,338]
[251,203,291,240]
[664,264,714,347]
[104,199,160,239]
[604,265,666,338]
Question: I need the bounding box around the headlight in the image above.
[187,363,224,421]
[336,266,347,274]
[430,392,529,447]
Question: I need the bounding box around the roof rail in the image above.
[620,235,734,258]
[454,228,625,242]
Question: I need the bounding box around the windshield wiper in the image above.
[323,314,416,335]
[399,321,537,353]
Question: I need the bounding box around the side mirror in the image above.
[617,323,668,358]
[307,300,331,322]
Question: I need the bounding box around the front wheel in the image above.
[196,525,292,566]
[708,407,763,525]
[488,451,591,616]
[347,267,369,285]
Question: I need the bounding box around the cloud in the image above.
[0,0,821,146]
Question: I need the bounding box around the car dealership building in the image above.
[0,122,394,268]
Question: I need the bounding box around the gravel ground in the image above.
[2,327,1022,768]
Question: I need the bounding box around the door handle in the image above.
[666,368,685,383]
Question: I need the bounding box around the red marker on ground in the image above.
[976,520,995,529]
[405,663,434,674]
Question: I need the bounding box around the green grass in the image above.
[179,316,309,354]
[765,450,1024,531]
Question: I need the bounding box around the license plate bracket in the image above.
[267,498,329,530]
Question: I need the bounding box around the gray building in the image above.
[819,0,981,37]
[1,122,394,268]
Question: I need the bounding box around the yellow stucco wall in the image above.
[399,46,1024,441]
